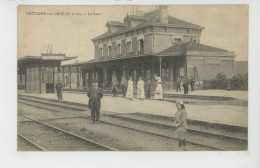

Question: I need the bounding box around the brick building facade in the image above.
[62,6,235,90]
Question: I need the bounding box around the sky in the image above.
[18,5,248,63]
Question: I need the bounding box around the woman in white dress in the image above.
[154,77,163,100]
[126,76,133,100]
[137,77,145,100]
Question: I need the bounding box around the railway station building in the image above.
[62,6,235,90]
[18,53,77,93]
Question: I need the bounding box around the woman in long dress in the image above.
[154,77,163,100]
[174,101,188,149]
[126,76,133,100]
[137,77,145,100]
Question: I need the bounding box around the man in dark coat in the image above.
[112,71,118,97]
[121,75,128,98]
[183,78,189,95]
[176,78,181,92]
[190,76,195,91]
[55,83,63,100]
[145,79,152,99]
[87,80,103,124]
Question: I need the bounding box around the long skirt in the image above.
[174,126,187,140]
[126,87,133,99]
[137,87,145,99]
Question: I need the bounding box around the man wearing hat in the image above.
[55,82,64,100]
[176,78,182,92]
[145,79,152,99]
[87,80,103,124]
[111,71,118,97]
[183,78,189,94]
[190,76,195,91]
[121,75,128,98]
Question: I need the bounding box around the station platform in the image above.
[63,88,248,101]
[18,90,248,127]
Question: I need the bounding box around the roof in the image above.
[106,21,126,27]
[18,55,77,65]
[158,41,233,56]
[61,42,235,67]
[92,9,203,41]
[167,16,203,29]
[127,15,146,20]
[61,54,157,67]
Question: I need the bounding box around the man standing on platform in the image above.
[190,76,195,91]
[183,78,189,95]
[121,75,128,98]
[87,80,103,124]
[112,71,118,97]
[55,82,63,100]
[176,78,181,92]
[145,79,152,99]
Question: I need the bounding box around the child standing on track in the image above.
[174,101,188,150]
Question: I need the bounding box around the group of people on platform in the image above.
[54,74,188,150]
[111,73,164,101]
[176,76,195,95]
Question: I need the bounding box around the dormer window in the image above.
[174,38,183,43]
[172,35,183,43]
[106,21,126,33]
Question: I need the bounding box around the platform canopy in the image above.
[18,53,77,66]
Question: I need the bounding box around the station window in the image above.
[138,39,144,54]
[108,46,112,56]
[99,47,103,57]
[116,44,121,54]
[126,41,132,53]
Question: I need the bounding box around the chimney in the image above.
[159,5,168,24]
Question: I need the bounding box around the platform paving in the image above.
[64,88,248,101]
[163,89,248,101]
[18,90,248,127]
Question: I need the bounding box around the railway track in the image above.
[18,114,118,151]
[99,115,247,150]
[18,133,46,151]
[18,94,248,151]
